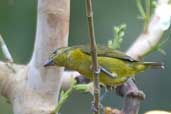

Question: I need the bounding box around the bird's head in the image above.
[44,47,70,67]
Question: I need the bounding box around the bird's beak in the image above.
[44,59,55,67]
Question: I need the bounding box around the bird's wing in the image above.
[73,45,137,62]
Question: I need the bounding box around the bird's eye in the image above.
[52,49,58,54]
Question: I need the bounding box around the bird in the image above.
[44,45,164,86]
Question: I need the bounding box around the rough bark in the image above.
[0,0,70,114]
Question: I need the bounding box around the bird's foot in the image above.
[89,65,101,75]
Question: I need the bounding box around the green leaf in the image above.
[108,24,127,49]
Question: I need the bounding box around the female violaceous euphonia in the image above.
[44,45,164,86]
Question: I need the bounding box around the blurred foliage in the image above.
[0,0,171,114]
[136,0,156,31]
[108,24,126,49]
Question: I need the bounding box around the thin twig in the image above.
[86,0,101,114]
[0,34,15,72]
[136,0,146,19]
[0,34,13,63]
[51,79,77,114]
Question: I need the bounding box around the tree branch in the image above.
[60,2,171,114]
[0,0,70,114]
[86,0,101,114]
[0,34,13,63]
[116,1,171,114]
[0,61,15,97]
[0,0,169,114]
[28,0,70,90]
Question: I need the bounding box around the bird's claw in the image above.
[89,65,101,75]
[95,68,101,75]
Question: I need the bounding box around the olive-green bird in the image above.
[44,45,164,86]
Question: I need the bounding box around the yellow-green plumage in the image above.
[45,45,164,86]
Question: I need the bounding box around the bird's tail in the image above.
[143,62,165,69]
